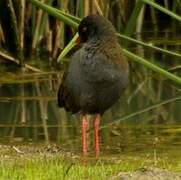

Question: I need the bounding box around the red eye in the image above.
[82,27,87,32]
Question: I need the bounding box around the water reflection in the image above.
[0,75,180,155]
[0,29,180,159]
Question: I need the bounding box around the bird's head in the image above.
[77,15,116,43]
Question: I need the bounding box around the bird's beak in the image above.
[57,33,80,62]
[76,36,81,44]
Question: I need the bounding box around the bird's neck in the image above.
[85,35,117,49]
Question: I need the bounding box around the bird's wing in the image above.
[57,71,68,107]
[57,70,80,114]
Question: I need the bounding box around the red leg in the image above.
[93,114,100,156]
[82,115,88,155]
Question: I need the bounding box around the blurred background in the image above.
[0,0,180,155]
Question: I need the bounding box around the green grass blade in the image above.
[27,0,181,85]
[100,95,181,130]
[38,0,52,42]
[27,0,78,29]
[117,33,181,59]
[142,0,181,22]
[124,0,144,37]
[55,9,81,23]
[27,0,181,59]
[123,49,181,85]
[56,9,181,58]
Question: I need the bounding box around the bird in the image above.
[58,14,129,155]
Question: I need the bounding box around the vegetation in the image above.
[0,1,180,177]
[0,144,180,179]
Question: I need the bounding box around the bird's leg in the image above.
[82,115,88,155]
[93,114,100,156]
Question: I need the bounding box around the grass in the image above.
[0,157,127,179]
[0,144,180,179]
[28,0,181,85]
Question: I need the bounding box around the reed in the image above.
[0,0,180,141]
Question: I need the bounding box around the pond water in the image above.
[0,27,180,168]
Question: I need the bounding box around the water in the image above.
[0,66,180,168]
[0,28,180,167]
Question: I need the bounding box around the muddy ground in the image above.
[0,144,181,180]
[113,167,181,180]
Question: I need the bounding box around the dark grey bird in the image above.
[58,14,129,155]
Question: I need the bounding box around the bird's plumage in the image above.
[58,15,129,115]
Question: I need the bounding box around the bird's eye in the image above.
[81,27,88,32]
